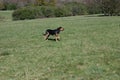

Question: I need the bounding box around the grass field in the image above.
[0,11,120,80]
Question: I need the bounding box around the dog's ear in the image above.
[59,27,64,31]
[57,27,62,30]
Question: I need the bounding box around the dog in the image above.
[43,27,64,41]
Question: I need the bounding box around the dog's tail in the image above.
[42,33,45,35]
[42,30,48,36]
[42,33,46,36]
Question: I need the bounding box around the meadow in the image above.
[0,11,120,80]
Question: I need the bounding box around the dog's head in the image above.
[57,27,64,31]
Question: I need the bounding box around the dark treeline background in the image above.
[0,0,98,9]
[0,0,120,20]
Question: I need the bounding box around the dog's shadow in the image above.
[48,38,56,41]
[47,38,60,41]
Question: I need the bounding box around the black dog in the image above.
[43,27,64,41]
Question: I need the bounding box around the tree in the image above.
[49,0,56,6]
[0,1,5,10]
[35,0,46,6]
[101,0,120,16]
[86,0,102,14]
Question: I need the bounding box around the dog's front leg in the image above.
[55,34,59,42]
[57,36,60,41]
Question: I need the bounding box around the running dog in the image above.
[43,27,64,41]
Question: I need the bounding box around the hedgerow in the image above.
[12,7,37,20]
[12,6,72,20]
[12,2,100,20]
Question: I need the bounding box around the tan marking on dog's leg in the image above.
[55,36,58,42]
[57,36,60,40]
[44,33,49,40]
[55,34,59,42]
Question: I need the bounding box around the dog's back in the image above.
[48,29,60,35]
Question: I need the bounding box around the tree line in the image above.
[0,0,120,16]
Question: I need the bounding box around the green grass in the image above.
[0,11,13,21]
[0,11,120,80]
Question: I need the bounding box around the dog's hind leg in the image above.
[44,33,49,40]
